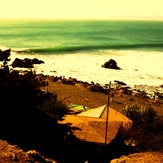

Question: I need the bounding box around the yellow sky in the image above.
[1,0,163,19]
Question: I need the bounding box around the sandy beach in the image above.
[46,81,163,116]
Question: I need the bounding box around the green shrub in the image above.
[121,104,156,126]
[120,104,163,151]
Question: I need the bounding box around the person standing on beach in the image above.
[83,97,88,111]
[110,91,114,102]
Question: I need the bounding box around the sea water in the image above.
[0,19,163,95]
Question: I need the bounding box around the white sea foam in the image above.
[8,49,163,95]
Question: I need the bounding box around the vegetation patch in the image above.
[120,104,163,152]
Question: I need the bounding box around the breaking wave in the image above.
[12,43,163,55]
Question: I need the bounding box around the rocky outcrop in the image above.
[12,58,44,68]
[132,90,149,99]
[110,151,163,163]
[101,59,121,69]
[0,49,11,61]
[60,77,77,85]
[0,140,57,163]
[87,84,107,93]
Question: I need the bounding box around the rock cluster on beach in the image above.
[0,49,44,68]
[34,72,163,109]
[37,73,163,103]
[11,58,44,68]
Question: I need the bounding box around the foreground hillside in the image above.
[0,80,163,163]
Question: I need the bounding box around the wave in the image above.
[13,43,163,54]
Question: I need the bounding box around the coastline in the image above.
[2,48,163,100]
[1,18,163,162]
[1,19,163,98]
[1,48,163,163]
[38,72,163,100]
[9,49,163,98]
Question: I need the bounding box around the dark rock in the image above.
[0,49,11,61]
[12,58,44,68]
[61,77,76,85]
[101,59,121,69]
[27,150,46,162]
[134,90,149,99]
[50,70,57,73]
[114,80,127,85]
[87,84,107,93]
[115,87,132,95]
[160,84,163,88]
[12,58,33,68]
[154,91,163,100]
[32,58,44,64]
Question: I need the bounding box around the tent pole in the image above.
[105,81,111,145]
[98,145,100,157]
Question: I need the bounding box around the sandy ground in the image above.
[46,81,163,116]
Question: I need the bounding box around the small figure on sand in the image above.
[83,97,88,111]
[110,91,114,102]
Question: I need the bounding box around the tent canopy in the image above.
[59,105,132,145]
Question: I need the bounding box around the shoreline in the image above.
[1,48,163,99]
[14,66,163,98]
[42,77,163,117]
[8,49,163,95]
[37,73,163,105]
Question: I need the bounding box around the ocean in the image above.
[0,19,163,96]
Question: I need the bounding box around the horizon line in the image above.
[0,15,163,21]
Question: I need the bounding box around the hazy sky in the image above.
[1,0,163,19]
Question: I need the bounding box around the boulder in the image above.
[32,58,45,64]
[87,84,107,93]
[101,59,121,69]
[110,151,163,163]
[61,77,77,85]
[12,58,33,68]
[133,90,149,99]
[0,140,57,163]
[0,49,11,61]
[114,80,127,86]
[12,58,44,68]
